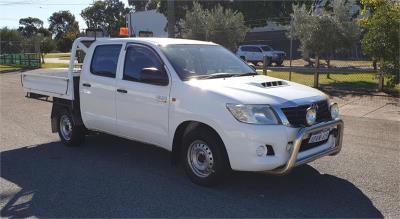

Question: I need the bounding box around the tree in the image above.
[48,11,80,52]
[0,27,24,54]
[290,0,360,70]
[81,0,130,37]
[18,17,44,38]
[361,0,400,87]
[180,3,248,51]
[40,37,56,63]
[130,0,314,36]
[128,0,157,11]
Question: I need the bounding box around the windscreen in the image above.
[160,44,255,80]
[261,45,273,51]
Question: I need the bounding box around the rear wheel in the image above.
[57,111,85,147]
[182,126,230,186]
[275,60,284,66]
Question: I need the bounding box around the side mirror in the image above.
[248,63,256,71]
[140,67,169,85]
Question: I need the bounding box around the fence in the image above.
[243,27,398,94]
[0,53,42,68]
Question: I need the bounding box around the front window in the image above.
[261,45,273,51]
[160,44,256,80]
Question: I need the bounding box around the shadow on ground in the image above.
[1,134,382,218]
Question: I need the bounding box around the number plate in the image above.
[308,130,330,144]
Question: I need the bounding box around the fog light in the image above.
[256,145,266,156]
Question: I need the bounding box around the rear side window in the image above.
[90,44,122,78]
[249,46,262,52]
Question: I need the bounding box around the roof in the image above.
[94,37,217,46]
[239,44,271,47]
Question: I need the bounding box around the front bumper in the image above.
[222,117,343,172]
[265,118,344,174]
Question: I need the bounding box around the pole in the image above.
[378,58,384,91]
[167,0,175,38]
[289,21,293,81]
[263,56,269,75]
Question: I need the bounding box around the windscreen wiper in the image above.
[198,73,237,79]
[233,72,258,77]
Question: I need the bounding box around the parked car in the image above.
[22,37,343,186]
[236,44,286,66]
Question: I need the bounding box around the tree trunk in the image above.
[314,55,320,88]
[41,54,45,64]
[373,59,377,70]
[326,58,331,79]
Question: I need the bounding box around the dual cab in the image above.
[22,37,343,186]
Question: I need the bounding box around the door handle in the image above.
[82,83,91,87]
[117,89,127,94]
[156,95,168,103]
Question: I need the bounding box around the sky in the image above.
[0,0,130,30]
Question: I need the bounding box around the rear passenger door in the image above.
[80,44,122,134]
[115,44,170,147]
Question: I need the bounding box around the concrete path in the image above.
[44,58,69,64]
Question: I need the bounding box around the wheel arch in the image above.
[51,98,84,133]
[171,120,230,167]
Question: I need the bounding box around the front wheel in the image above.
[275,60,284,66]
[182,126,230,186]
[57,111,85,147]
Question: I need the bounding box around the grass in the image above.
[0,64,29,73]
[1,63,69,72]
[257,70,400,93]
[281,59,373,68]
[45,53,70,60]
[41,63,69,68]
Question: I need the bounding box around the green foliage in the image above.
[133,0,312,29]
[0,27,24,54]
[361,1,400,86]
[128,0,157,11]
[81,0,130,37]
[18,17,44,38]
[291,0,360,62]
[48,11,80,52]
[180,3,248,51]
[40,37,57,63]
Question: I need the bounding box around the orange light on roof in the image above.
[119,27,129,37]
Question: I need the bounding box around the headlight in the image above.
[330,103,339,119]
[306,106,317,125]
[226,104,279,125]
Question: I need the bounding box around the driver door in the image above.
[115,44,170,148]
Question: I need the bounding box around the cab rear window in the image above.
[90,44,122,78]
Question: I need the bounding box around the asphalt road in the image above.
[1,71,399,218]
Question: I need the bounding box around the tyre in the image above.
[57,110,85,147]
[182,126,230,186]
[252,61,259,66]
[275,60,284,66]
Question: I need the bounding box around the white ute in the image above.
[22,37,343,186]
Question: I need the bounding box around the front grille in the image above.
[281,100,332,127]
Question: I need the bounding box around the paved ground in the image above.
[1,71,399,218]
[44,58,69,64]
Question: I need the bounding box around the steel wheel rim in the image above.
[60,115,72,141]
[187,140,214,178]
